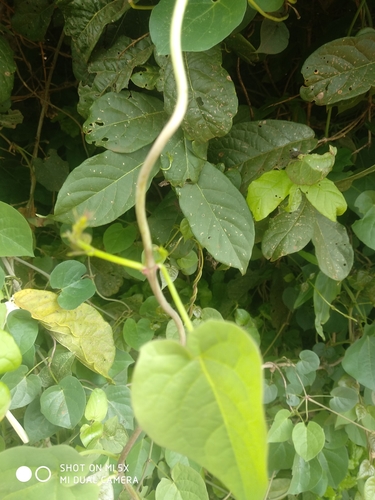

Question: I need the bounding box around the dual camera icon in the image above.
[16,465,52,483]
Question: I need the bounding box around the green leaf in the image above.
[2,365,41,409]
[286,147,336,185]
[50,260,88,289]
[352,206,375,250]
[300,31,375,105]
[126,437,158,479]
[11,0,54,42]
[247,170,293,221]
[354,190,375,215]
[364,476,375,500]
[40,375,85,428]
[287,454,323,494]
[54,147,159,226]
[85,388,108,422]
[123,318,155,351]
[330,386,359,413]
[296,350,320,374]
[208,120,317,190]
[14,290,115,380]
[321,447,348,488]
[132,320,268,500]
[24,398,61,443]
[100,416,128,453]
[156,463,209,500]
[255,0,284,10]
[164,47,238,142]
[131,65,164,90]
[161,129,207,186]
[267,409,293,443]
[262,198,314,260]
[0,202,34,257]
[342,334,375,392]
[300,179,347,221]
[150,0,247,54]
[313,271,341,339]
[177,250,198,276]
[0,381,11,420]
[50,260,96,310]
[0,109,23,129]
[105,385,133,429]
[177,163,254,274]
[268,442,295,472]
[6,310,38,355]
[312,211,353,280]
[0,328,22,374]
[33,149,69,192]
[256,20,289,55]
[84,91,166,153]
[56,0,130,63]
[292,421,325,462]
[0,36,16,104]
[89,35,153,93]
[0,445,98,498]
[103,223,137,253]
[80,421,103,447]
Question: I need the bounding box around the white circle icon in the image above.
[35,466,52,482]
[16,466,32,482]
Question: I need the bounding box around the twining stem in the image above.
[135,0,189,345]
[66,220,193,337]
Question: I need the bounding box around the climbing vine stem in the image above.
[134,0,189,344]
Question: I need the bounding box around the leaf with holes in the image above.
[177,162,254,274]
[84,91,167,153]
[300,179,347,221]
[53,147,159,226]
[161,128,207,186]
[208,120,317,191]
[150,0,247,54]
[300,31,375,105]
[246,170,293,221]
[163,47,238,142]
[89,36,153,93]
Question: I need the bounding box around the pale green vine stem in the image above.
[6,411,29,443]
[159,264,193,332]
[135,0,189,344]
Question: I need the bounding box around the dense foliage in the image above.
[1,0,375,499]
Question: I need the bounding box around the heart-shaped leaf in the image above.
[40,376,85,428]
[132,320,268,500]
[292,421,325,462]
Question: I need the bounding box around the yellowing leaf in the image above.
[13,290,115,380]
